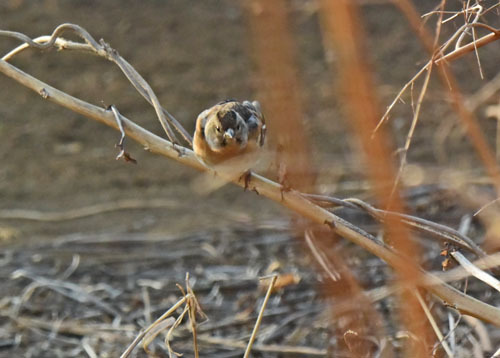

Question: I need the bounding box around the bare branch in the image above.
[304,194,486,258]
[374,22,500,134]
[1,24,193,146]
[2,26,500,326]
[451,251,500,293]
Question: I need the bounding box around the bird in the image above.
[193,99,266,166]
[192,99,266,190]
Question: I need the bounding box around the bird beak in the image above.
[224,128,234,140]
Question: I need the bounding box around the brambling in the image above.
[193,99,266,190]
[193,99,266,166]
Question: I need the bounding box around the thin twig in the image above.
[110,105,137,163]
[163,305,189,358]
[142,287,152,327]
[185,273,205,358]
[12,316,136,336]
[0,24,101,53]
[120,295,188,358]
[358,198,484,256]
[304,229,341,281]
[395,0,500,193]
[244,275,278,358]
[493,346,500,358]
[470,7,484,79]
[2,31,500,326]
[374,22,500,134]
[199,335,327,356]
[450,251,500,293]
[373,64,427,135]
[0,199,177,221]
[435,30,500,65]
[1,24,193,146]
[11,269,124,320]
[389,1,443,203]
[447,313,456,356]
[81,336,98,358]
[415,291,453,358]
[463,315,493,354]
[455,5,482,49]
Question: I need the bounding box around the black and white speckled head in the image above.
[204,108,249,151]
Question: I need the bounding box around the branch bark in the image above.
[1,58,500,325]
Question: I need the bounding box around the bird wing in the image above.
[242,101,266,147]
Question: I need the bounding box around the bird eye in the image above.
[236,124,240,130]
[216,126,221,132]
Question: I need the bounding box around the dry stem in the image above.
[2,24,500,328]
[244,275,278,358]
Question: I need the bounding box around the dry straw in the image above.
[1,0,499,355]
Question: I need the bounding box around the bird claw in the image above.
[239,170,252,191]
[173,144,185,157]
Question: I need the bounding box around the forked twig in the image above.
[373,20,500,134]
[455,4,482,49]
[2,25,500,326]
[1,24,192,147]
[162,305,189,358]
[0,24,101,53]
[121,276,204,358]
[184,273,206,358]
[389,0,444,202]
[110,105,137,163]
[120,294,188,358]
[395,0,500,197]
[303,194,486,257]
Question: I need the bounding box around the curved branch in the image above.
[1,58,500,325]
[1,24,193,146]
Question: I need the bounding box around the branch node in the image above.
[174,145,186,157]
[109,105,137,164]
[39,88,49,99]
[324,220,336,229]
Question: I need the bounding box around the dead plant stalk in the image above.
[1,25,500,327]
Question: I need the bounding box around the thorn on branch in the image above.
[39,88,49,99]
[324,220,336,229]
[116,150,137,164]
[99,39,118,60]
[109,105,137,164]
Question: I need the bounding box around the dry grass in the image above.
[0,0,499,356]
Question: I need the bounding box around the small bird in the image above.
[193,99,266,167]
[192,99,266,191]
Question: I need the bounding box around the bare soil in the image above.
[1,1,499,357]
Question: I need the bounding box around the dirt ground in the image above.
[1,1,499,357]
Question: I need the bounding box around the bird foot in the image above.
[239,170,252,191]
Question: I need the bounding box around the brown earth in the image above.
[1,1,499,357]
